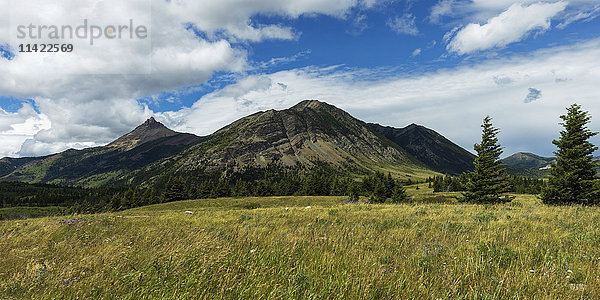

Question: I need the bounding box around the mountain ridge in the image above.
[368,123,476,175]
[0,100,480,187]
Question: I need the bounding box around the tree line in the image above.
[0,166,410,213]
[428,175,545,195]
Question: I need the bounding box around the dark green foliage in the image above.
[429,175,467,192]
[461,116,512,204]
[362,172,408,203]
[541,104,599,205]
[232,179,253,197]
[427,174,543,195]
[0,181,123,213]
[509,176,545,194]
[162,176,187,203]
[0,161,414,219]
[391,185,409,203]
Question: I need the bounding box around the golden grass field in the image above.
[1,185,600,299]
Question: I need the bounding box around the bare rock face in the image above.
[109,117,178,150]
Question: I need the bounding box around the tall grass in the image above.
[1,191,599,299]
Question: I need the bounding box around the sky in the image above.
[1,0,600,158]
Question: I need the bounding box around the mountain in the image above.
[0,100,478,187]
[108,117,178,150]
[0,120,202,186]
[502,152,554,178]
[368,123,476,175]
[158,100,429,178]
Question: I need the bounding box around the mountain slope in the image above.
[502,152,554,169]
[368,123,476,175]
[167,100,431,178]
[502,152,554,178]
[0,121,202,186]
[0,100,476,187]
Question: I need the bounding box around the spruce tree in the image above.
[462,116,512,203]
[390,183,408,203]
[541,104,599,205]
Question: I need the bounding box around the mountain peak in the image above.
[108,117,178,150]
[502,152,554,170]
[292,100,327,110]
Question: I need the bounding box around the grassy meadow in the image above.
[1,185,600,299]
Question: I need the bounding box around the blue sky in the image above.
[1,0,600,158]
[140,0,600,113]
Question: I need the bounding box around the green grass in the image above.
[1,187,600,298]
[0,206,68,220]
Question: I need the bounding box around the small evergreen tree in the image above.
[390,183,408,203]
[541,104,599,205]
[462,116,512,204]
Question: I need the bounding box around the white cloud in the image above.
[155,38,600,157]
[557,4,600,29]
[411,48,422,57]
[432,0,594,23]
[429,0,455,23]
[387,14,419,35]
[15,98,154,157]
[5,38,600,158]
[2,0,600,159]
[0,0,376,157]
[447,2,567,55]
[0,104,50,157]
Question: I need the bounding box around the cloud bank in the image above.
[446,2,567,54]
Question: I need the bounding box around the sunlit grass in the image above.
[1,188,599,298]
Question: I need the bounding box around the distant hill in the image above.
[368,123,476,175]
[0,100,480,187]
[502,152,554,178]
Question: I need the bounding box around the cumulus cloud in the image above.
[2,0,600,158]
[387,14,419,35]
[411,48,422,57]
[5,38,600,157]
[524,88,542,103]
[447,2,567,55]
[0,0,376,157]
[0,104,50,157]
[150,38,600,156]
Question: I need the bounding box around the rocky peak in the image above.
[108,117,178,150]
[292,100,327,110]
[142,116,160,127]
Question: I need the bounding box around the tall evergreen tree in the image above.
[541,104,599,205]
[462,116,512,203]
